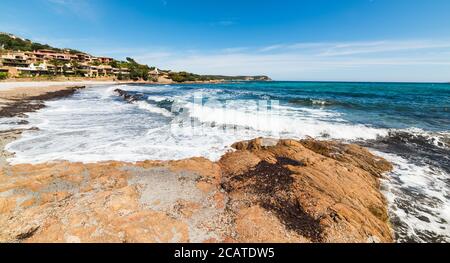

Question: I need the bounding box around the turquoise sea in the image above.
[2,81,449,242]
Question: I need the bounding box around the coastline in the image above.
[0,77,271,89]
[0,84,92,166]
[0,83,394,243]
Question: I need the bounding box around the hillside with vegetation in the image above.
[0,33,81,54]
[168,72,271,82]
[0,32,271,82]
[110,58,154,81]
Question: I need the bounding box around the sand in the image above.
[0,81,116,91]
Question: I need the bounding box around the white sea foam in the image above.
[399,127,450,149]
[0,117,30,131]
[4,84,391,164]
[311,99,329,105]
[147,95,169,102]
[185,101,387,140]
[135,101,172,117]
[373,150,450,242]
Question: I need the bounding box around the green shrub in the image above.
[0,72,8,80]
[168,71,202,82]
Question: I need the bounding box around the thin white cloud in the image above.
[133,51,173,62]
[210,20,237,27]
[218,21,235,26]
[221,47,248,53]
[259,44,286,52]
[318,40,450,56]
[44,0,97,20]
[91,39,450,82]
[257,40,450,56]
[47,0,69,4]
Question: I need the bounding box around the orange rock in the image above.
[196,181,214,193]
[235,206,309,243]
[173,200,201,219]
[20,197,36,208]
[220,138,393,243]
[0,137,394,243]
[0,197,16,214]
[40,192,72,204]
[169,157,221,182]
[213,192,226,209]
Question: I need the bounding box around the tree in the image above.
[0,72,8,80]
[48,59,65,75]
[89,60,101,66]
[124,57,150,81]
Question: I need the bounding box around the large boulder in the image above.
[219,138,393,243]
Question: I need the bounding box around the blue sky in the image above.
[1,0,450,81]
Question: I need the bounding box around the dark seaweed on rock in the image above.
[219,138,394,243]
[222,157,323,241]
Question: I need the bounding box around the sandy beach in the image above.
[0,80,118,90]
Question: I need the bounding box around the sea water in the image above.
[2,81,449,242]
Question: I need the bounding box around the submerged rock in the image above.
[0,137,393,243]
[114,89,143,103]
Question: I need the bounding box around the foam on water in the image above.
[400,128,450,150]
[4,85,388,164]
[135,101,173,117]
[0,117,30,131]
[373,150,450,242]
[186,103,386,140]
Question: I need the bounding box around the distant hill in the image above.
[203,75,272,81]
[0,33,83,54]
[168,72,271,82]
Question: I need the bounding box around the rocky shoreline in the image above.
[0,85,87,167]
[0,138,394,243]
[0,85,394,243]
[0,86,85,118]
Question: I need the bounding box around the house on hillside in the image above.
[0,52,29,67]
[15,62,49,76]
[0,39,132,79]
[97,65,113,76]
[112,67,130,79]
[97,57,113,64]
[78,63,99,77]
[149,68,160,76]
[75,53,93,63]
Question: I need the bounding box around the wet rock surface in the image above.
[114,89,143,103]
